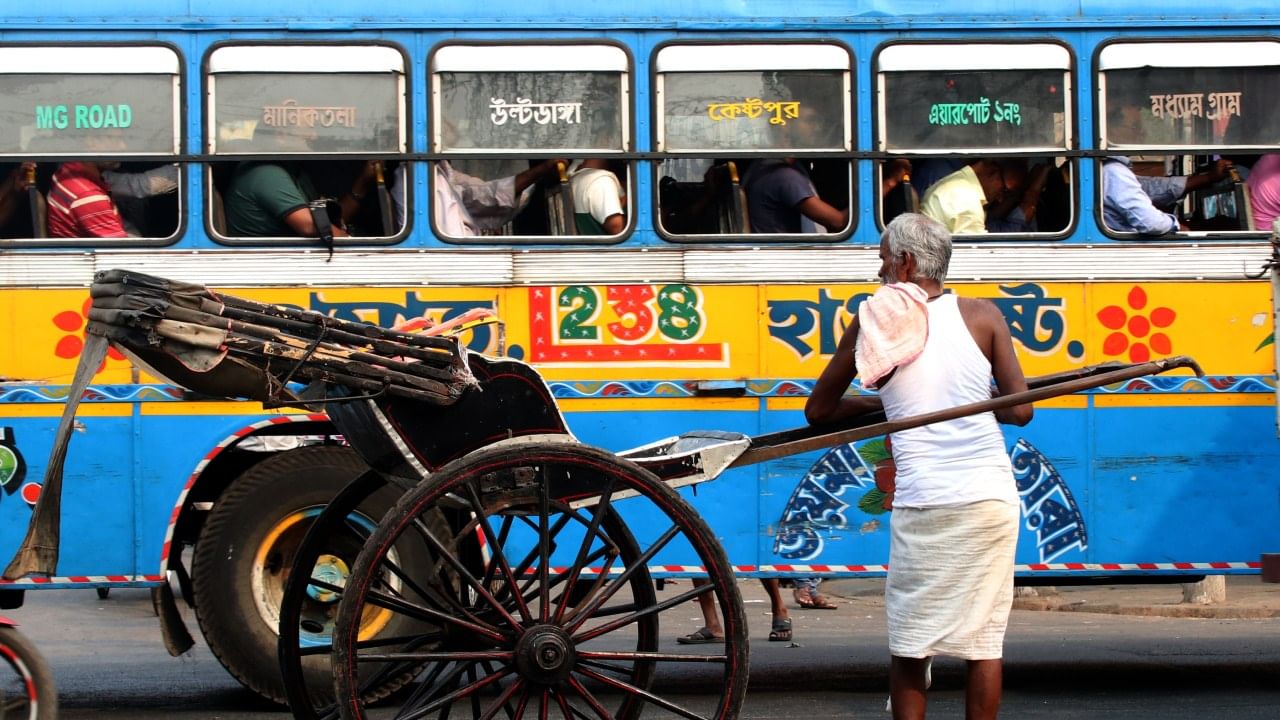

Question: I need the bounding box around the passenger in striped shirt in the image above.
[48,161,129,239]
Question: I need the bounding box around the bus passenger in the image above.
[984,159,1051,233]
[742,158,847,234]
[1246,154,1280,233]
[919,159,1006,235]
[225,161,374,238]
[805,213,1033,720]
[426,159,564,236]
[48,160,130,239]
[0,163,36,237]
[1100,156,1233,235]
[909,157,965,198]
[568,159,626,235]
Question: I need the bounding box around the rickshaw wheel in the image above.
[332,442,748,720]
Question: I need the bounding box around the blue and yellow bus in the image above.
[0,0,1277,702]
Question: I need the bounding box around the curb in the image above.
[1010,597,1280,619]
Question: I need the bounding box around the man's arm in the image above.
[976,299,1033,426]
[583,173,626,235]
[282,207,349,238]
[949,204,988,234]
[336,161,377,224]
[805,315,884,425]
[103,164,179,199]
[796,195,849,233]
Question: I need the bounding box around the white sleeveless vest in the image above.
[876,293,1016,508]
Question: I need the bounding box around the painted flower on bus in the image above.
[52,297,126,370]
[1097,286,1175,363]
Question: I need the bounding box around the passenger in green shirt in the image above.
[225,162,375,238]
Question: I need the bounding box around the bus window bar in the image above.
[0,149,1260,165]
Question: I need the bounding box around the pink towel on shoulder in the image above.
[855,282,929,389]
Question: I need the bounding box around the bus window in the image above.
[0,45,182,245]
[1098,40,1280,236]
[431,44,631,241]
[654,43,853,240]
[876,42,1074,237]
[206,44,407,245]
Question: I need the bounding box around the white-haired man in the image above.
[805,213,1033,719]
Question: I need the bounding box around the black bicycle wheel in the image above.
[332,442,748,720]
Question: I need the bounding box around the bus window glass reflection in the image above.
[875,42,1074,238]
[0,45,182,244]
[431,44,631,242]
[206,44,407,245]
[653,43,853,241]
[1097,40,1280,235]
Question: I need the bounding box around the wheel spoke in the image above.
[478,514,516,600]
[575,582,713,643]
[411,516,524,630]
[468,665,483,719]
[537,463,552,622]
[538,688,549,720]
[579,650,728,663]
[513,685,531,718]
[379,546,484,628]
[523,544,613,613]
[477,675,524,720]
[393,660,470,720]
[551,686,583,720]
[502,513,570,605]
[564,524,681,635]
[565,675,613,720]
[480,660,520,720]
[299,630,445,657]
[358,650,514,663]
[575,666,709,720]
[575,657,635,676]
[464,484,534,623]
[554,480,616,625]
[351,633,442,706]
[398,665,512,720]
[363,584,505,643]
[391,658,458,720]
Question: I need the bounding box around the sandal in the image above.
[794,587,839,610]
[676,627,724,645]
[768,617,792,642]
[808,593,838,610]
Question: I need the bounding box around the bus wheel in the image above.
[191,445,393,705]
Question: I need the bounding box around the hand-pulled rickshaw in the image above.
[6,270,1200,720]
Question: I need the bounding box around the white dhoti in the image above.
[886,500,1019,660]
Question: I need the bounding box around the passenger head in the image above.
[998,158,1029,194]
[970,159,1007,205]
[879,213,952,285]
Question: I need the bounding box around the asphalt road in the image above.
[6,583,1279,718]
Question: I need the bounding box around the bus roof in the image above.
[5,0,1279,29]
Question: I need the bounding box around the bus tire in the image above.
[191,445,382,705]
[0,625,58,720]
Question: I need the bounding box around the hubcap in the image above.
[514,625,576,685]
[306,554,349,603]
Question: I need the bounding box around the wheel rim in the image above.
[332,443,748,720]
[0,640,38,720]
[252,506,394,647]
